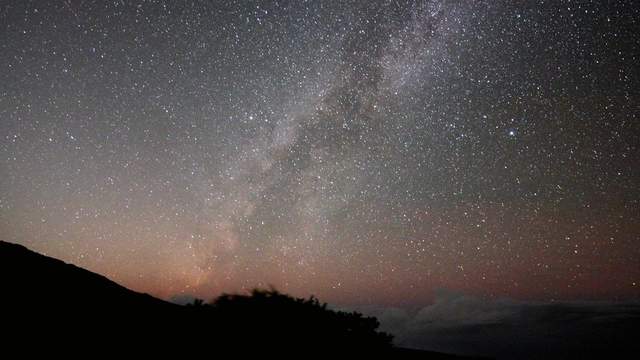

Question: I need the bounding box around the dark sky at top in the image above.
[1,0,639,305]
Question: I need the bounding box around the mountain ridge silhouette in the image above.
[0,240,486,358]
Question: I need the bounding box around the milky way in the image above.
[1,1,639,304]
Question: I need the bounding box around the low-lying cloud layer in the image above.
[363,290,640,359]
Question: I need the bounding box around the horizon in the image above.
[4,239,640,359]
[1,0,639,311]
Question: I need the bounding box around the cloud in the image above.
[361,290,640,359]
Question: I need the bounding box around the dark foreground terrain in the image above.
[1,240,481,358]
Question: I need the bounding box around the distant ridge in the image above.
[0,240,175,311]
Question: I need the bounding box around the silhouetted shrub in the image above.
[204,288,394,351]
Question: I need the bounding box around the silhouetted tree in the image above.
[187,298,205,307]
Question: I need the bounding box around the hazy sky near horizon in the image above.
[1,0,638,305]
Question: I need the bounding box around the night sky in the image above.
[1,0,639,306]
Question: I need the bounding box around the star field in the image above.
[1,0,639,305]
